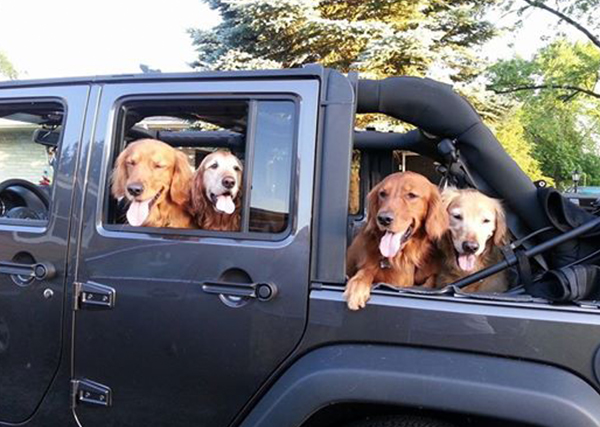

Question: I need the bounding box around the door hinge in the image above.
[71,379,112,407]
[74,281,116,310]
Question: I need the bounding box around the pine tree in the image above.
[189,0,548,181]
[189,0,497,81]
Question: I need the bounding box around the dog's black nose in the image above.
[462,241,479,253]
[127,183,144,197]
[222,176,235,189]
[377,212,394,227]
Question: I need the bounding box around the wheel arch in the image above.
[238,344,600,427]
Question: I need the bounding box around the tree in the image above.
[189,0,498,80]
[0,51,17,80]
[492,0,600,99]
[190,0,559,184]
[511,0,600,48]
[190,0,511,130]
[486,0,600,187]
[492,108,552,184]
[487,39,600,187]
[488,38,600,101]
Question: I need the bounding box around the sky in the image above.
[0,0,220,79]
[0,1,589,81]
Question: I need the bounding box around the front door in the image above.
[0,86,88,423]
[72,79,318,426]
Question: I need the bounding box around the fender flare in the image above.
[240,345,600,427]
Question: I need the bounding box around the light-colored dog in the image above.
[189,150,243,231]
[436,188,509,292]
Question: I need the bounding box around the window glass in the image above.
[107,98,295,236]
[249,101,294,233]
[0,102,64,223]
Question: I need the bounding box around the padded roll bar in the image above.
[356,77,551,234]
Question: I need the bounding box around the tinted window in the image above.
[248,101,295,233]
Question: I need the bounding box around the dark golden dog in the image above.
[345,172,448,310]
[111,139,194,228]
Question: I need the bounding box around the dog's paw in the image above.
[344,279,371,311]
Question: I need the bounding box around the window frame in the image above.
[101,93,300,241]
[0,97,67,229]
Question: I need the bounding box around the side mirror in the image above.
[33,128,60,148]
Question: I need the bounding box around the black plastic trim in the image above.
[239,345,600,427]
[0,66,326,90]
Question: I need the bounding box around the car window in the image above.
[0,102,64,224]
[105,98,296,236]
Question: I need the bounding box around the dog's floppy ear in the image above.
[425,185,449,241]
[170,150,193,206]
[190,165,208,216]
[493,200,508,246]
[365,181,382,233]
[111,146,129,199]
[441,187,461,210]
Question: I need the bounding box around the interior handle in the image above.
[0,260,56,281]
[202,280,278,302]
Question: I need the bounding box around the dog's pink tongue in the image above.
[216,195,235,214]
[379,232,402,259]
[458,254,476,272]
[126,200,151,226]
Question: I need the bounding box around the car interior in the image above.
[0,102,63,223]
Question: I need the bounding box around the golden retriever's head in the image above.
[442,188,507,272]
[111,138,192,226]
[367,172,448,258]
[190,150,243,215]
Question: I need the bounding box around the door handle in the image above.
[0,260,56,281]
[202,280,278,302]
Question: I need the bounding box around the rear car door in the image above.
[0,85,88,423]
[72,78,319,426]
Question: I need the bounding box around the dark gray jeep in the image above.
[1,65,600,427]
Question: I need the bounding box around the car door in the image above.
[72,79,319,427]
[0,85,88,423]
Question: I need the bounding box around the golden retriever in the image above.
[436,188,509,292]
[345,172,448,310]
[189,150,243,231]
[111,138,194,228]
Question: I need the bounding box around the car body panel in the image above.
[0,85,89,424]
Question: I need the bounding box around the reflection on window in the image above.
[249,101,294,233]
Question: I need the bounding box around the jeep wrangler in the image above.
[1,65,600,427]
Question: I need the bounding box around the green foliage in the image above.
[487,38,600,187]
[488,39,600,100]
[189,0,508,127]
[0,51,17,80]
[503,0,600,48]
[493,108,552,184]
[190,0,498,80]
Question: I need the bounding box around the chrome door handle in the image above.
[201,280,278,302]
